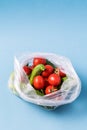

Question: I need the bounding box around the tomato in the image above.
[48,73,61,86]
[33,75,45,90]
[55,68,66,77]
[33,58,46,66]
[59,70,66,77]
[45,65,54,73]
[45,85,58,95]
[23,66,31,75]
[44,78,49,87]
[29,65,34,71]
[42,70,49,77]
[42,65,54,77]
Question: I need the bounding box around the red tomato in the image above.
[45,65,54,73]
[44,78,49,87]
[23,66,31,75]
[29,65,34,70]
[45,85,58,95]
[33,75,45,90]
[42,70,50,77]
[42,65,54,77]
[59,70,66,77]
[48,73,61,86]
[55,68,66,77]
[33,58,46,66]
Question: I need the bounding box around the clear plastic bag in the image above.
[8,52,81,110]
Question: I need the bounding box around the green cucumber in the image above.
[29,64,45,85]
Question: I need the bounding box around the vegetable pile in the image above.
[23,57,67,96]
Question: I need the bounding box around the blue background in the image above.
[0,0,87,130]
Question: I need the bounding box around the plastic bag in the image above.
[8,52,81,110]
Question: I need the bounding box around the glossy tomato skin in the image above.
[48,73,61,86]
[45,65,54,73]
[45,85,58,95]
[42,65,54,77]
[33,58,46,66]
[42,70,50,77]
[23,66,31,75]
[59,70,66,77]
[33,75,45,90]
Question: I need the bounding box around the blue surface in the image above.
[0,0,87,130]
